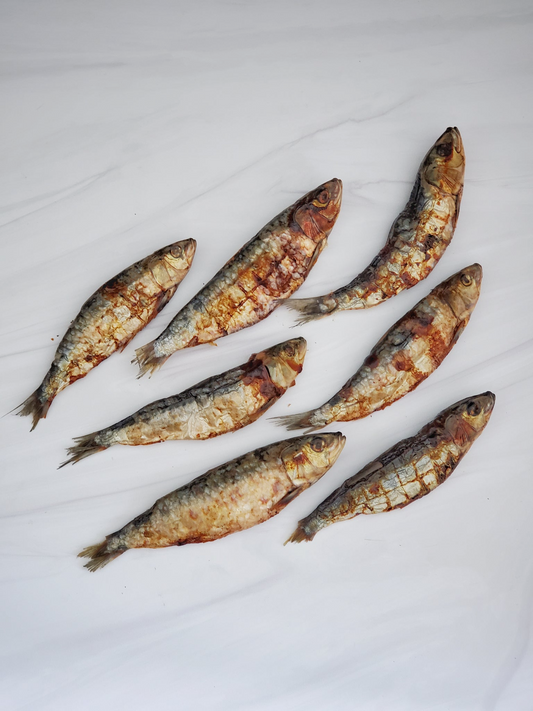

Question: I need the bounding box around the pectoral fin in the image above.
[155,285,178,314]
[451,318,469,346]
[294,208,322,240]
[274,486,306,512]
[306,241,326,272]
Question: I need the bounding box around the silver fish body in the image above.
[288,392,495,542]
[276,264,482,432]
[61,337,307,466]
[285,128,465,323]
[134,180,343,377]
[79,432,346,571]
[15,239,196,429]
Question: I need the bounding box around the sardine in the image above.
[287,392,495,542]
[79,432,346,571]
[15,239,196,430]
[61,337,307,466]
[134,179,343,377]
[275,264,482,432]
[284,128,464,323]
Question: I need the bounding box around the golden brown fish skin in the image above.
[61,337,307,466]
[275,264,482,432]
[134,179,343,377]
[285,128,465,324]
[16,239,196,430]
[79,432,346,571]
[288,392,495,543]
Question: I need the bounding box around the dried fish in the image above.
[61,337,307,466]
[287,392,495,542]
[275,264,482,432]
[134,179,343,377]
[284,128,465,323]
[79,432,346,571]
[16,239,196,430]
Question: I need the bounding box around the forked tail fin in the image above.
[284,521,316,544]
[281,296,336,325]
[78,541,124,572]
[13,388,52,431]
[59,432,107,468]
[270,410,322,433]
[133,340,170,378]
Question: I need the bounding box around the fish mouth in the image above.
[170,238,197,261]
[182,238,197,261]
[439,264,482,320]
[263,336,307,365]
[322,431,346,462]
[318,178,343,223]
[442,126,463,154]
[464,262,483,285]
[479,391,496,412]
[432,127,464,174]
[283,336,307,364]
[322,178,343,209]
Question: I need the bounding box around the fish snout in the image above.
[324,178,343,207]
[170,238,197,262]
[464,262,483,286]
[288,336,308,364]
[442,126,463,153]
[322,431,347,462]
[479,391,496,413]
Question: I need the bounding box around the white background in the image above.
[1,1,532,709]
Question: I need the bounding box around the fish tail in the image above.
[282,296,336,325]
[13,388,52,431]
[270,410,323,433]
[78,541,124,572]
[285,521,316,544]
[59,432,107,468]
[133,340,170,378]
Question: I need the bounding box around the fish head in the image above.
[293,179,343,241]
[281,432,346,486]
[438,263,482,322]
[150,239,197,290]
[422,127,465,195]
[444,391,495,448]
[257,337,307,389]
[166,238,197,272]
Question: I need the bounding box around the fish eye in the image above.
[170,246,183,258]
[460,274,472,286]
[310,437,325,452]
[314,190,329,206]
[436,142,453,158]
[285,345,295,356]
[466,401,481,416]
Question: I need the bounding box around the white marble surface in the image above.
[1,1,532,709]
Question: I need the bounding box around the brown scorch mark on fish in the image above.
[79,432,346,571]
[60,338,307,466]
[274,264,482,432]
[287,392,495,542]
[283,128,465,323]
[14,240,197,429]
[133,179,342,377]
